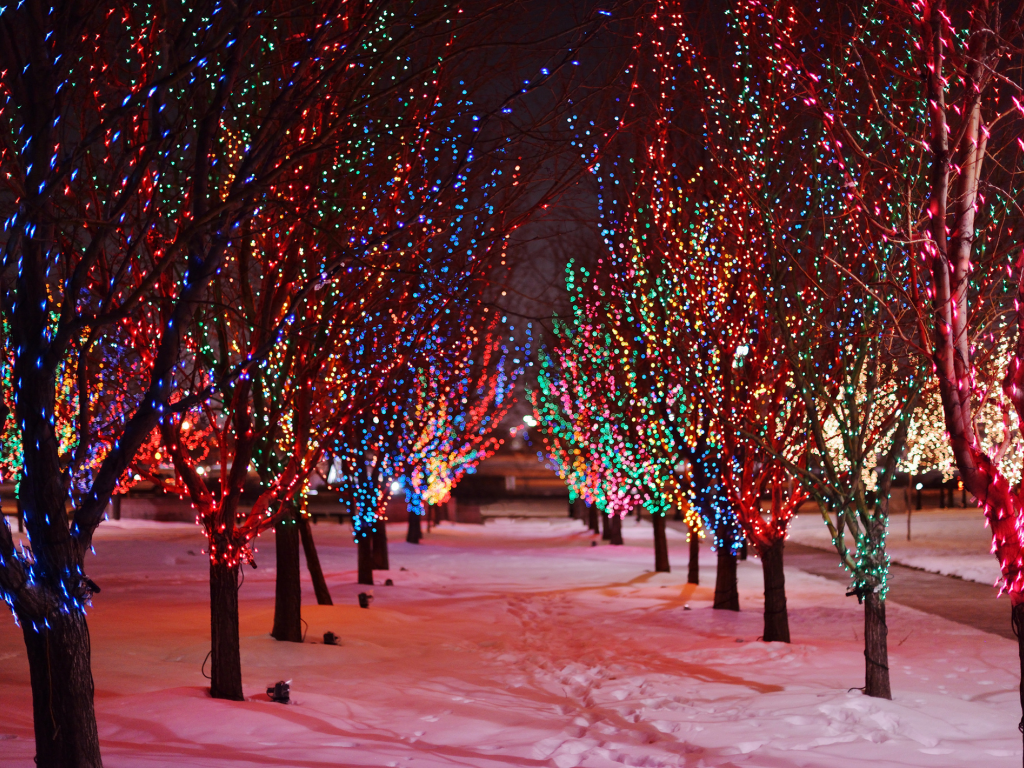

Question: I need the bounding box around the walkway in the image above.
[665,519,1014,640]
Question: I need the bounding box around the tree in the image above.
[399,316,520,544]
[637,1,816,636]
[0,0,365,761]
[758,0,1024,707]
[616,1,923,683]
[702,0,924,695]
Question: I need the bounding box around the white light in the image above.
[181,420,191,431]
[196,466,206,476]
[735,344,749,356]
[523,414,537,427]
[390,482,401,493]
[915,483,923,490]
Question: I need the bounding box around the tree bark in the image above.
[1013,602,1024,748]
[588,503,599,534]
[653,514,670,572]
[357,535,373,585]
[372,523,389,570]
[760,539,790,642]
[864,590,891,699]
[714,548,739,611]
[111,494,121,521]
[209,559,244,700]
[687,524,700,584]
[272,513,302,642]
[298,516,332,605]
[407,512,422,544]
[21,610,102,768]
[608,513,623,546]
[601,509,611,540]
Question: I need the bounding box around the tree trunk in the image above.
[760,540,790,642]
[653,514,670,572]
[357,535,373,585]
[21,610,102,768]
[864,590,891,699]
[111,494,121,520]
[608,513,623,545]
[714,548,739,611]
[272,514,302,642]
[687,525,700,584]
[298,516,332,605]
[372,523,389,570]
[407,512,422,544]
[601,509,611,540]
[209,559,244,700]
[588,503,599,534]
[1012,602,1024,748]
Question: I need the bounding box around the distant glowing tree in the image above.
[399,316,523,544]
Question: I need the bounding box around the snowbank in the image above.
[788,507,1002,587]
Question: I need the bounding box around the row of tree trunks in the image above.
[372,525,390,570]
[299,517,333,606]
[21,610,101,768]
[272,512,303,642]
[209,559,244,700]
[588,504,599,534]
[688,524,700,585]
[713,549,740,611]
[864,591,891,699]
[1014,603,1024,739]
[357,537,373,585]
[760,540,789,642]
[652,514,670,572]
[407,512,423,543]
[608,513,623,545]
[354,521,391,585]
[272,509,334,643]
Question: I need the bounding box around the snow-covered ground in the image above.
[788,507,1002,586]
[0,515,1020,767]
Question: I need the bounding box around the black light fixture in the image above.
[323,631,339,646]
[266,680,290,704]
[358,592,373,608]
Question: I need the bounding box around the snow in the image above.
[0,514,1020,767]
[788,507,1002,586]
